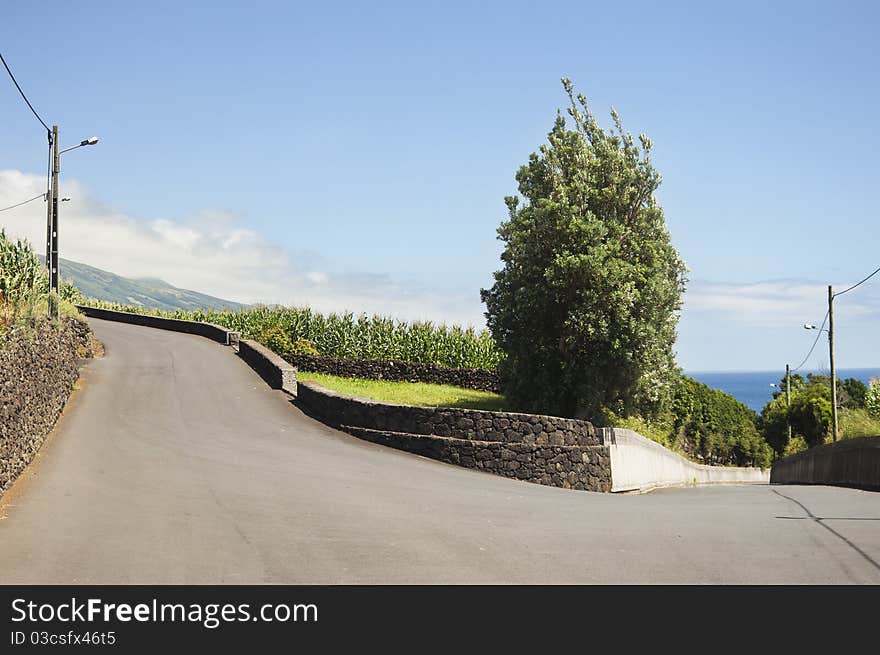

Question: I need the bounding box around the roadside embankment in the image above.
[0,317,94,495]
[599,428,770,493]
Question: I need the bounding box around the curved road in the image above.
[1,318,878,583]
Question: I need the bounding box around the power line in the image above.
[792,309,828,373]
[0,193,45,212]
[0,51,50,133]
[834,265,880,297]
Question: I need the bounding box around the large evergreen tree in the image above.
[481,79,687,419]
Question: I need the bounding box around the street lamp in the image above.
[45,126,99,317]
[59,136,99,154]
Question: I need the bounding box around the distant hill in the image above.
[41,256,246,312]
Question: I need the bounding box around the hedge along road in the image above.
[0,319,878,584]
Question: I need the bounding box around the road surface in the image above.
[0,318,878,583]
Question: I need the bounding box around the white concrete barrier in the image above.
[599,428,770,493]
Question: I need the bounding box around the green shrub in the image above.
[288,338,320,356]
[602,374,773,468]
[669,376,771,468]
[787,383,832,448]
[59,279,84,304]
[783,436,809,456]
[255,324,294,354]
[839,407,880,439]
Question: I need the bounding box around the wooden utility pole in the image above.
[785,363,791,442]
[828,285,838,442]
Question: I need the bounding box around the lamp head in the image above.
[80,137,99,146]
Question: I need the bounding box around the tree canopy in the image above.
[481,79,687,419]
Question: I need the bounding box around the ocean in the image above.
[687,368,880,413]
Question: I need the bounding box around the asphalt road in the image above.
[0,318,878,583]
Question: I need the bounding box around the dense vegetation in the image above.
[80,299,504,370]
[0,229,81,334]
[771,374,880,451]
[608,374,772,468]
[759,373,880,455]
[481,79,687,421]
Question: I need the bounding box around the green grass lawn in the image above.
[297,372,508,411]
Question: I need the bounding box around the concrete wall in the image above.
[599,428,770,493]
[76,305,237,345]
[238,339,297,394]
[770,436,880,490]
[1,317,93,495]
[296,381,612,492]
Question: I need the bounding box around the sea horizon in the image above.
[687,367,880,412]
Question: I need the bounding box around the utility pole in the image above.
[828,285,838,442]
[45,130,53,289]
[48,124,60,318]
[785,363,791,442]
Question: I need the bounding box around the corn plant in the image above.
[0,229,48,331]
[82,298,506,369]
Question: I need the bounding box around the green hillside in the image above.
[43,256,246,312]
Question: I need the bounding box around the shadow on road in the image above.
[773,488,880,573]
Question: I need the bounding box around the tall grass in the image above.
[82,299,505,370]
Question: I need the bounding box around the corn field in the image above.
[0,229,48,331]
[83,300,505,370]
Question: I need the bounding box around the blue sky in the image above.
[1,0,878,371]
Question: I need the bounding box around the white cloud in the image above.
[684,278,879,328]
[0,170,487,328]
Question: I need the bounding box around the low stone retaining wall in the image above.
[296,381,611,491]
[238,339,297,394]
[0,317,92,495]
[283,354,501,392]
[771,436,880,490]
[297,381,599,446]
[76,305,237,345]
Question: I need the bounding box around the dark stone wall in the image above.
[347,427,611,492]
[76,305,236,345]
[296,381,611,492]
[238,339,297,394]
[283,354,501,393]
[297,381,599,446]
[0,317,92,495]
[770,436,880,491]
